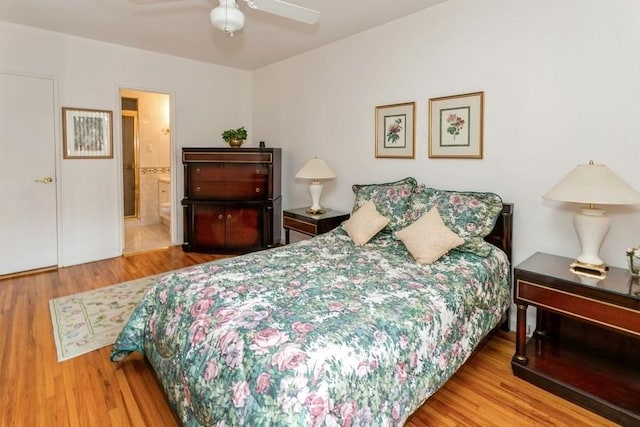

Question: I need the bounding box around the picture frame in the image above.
[428,92,484,159]
[62,107,113,159]
[375,101,415,159]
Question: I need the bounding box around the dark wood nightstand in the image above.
[512,252,640,425]
[283,208,350,244]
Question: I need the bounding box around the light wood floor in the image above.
[0,246,616,427]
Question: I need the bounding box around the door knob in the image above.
[35,177,53,184]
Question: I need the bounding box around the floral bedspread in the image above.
[111,228,510,426]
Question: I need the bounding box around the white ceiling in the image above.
[0,0,445,70]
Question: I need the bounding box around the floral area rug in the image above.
[49,273,165,362]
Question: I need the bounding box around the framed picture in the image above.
[62,107,113,159]
[428,92,484,159]
[375,101,415,159]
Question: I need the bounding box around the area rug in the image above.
[49,272,167,362]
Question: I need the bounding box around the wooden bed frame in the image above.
[485,203,514,263]
[484,203,514,331]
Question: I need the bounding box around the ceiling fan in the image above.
[130,0,320,36]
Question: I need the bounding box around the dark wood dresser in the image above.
[181,147,282,254]
[512,252,640,425]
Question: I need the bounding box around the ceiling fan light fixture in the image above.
[210,0,245,35]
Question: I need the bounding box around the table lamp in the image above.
[295,157,336,214]
[543,160,640,278]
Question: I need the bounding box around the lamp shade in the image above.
[295,158,336,181]
[543,161,640,205]
[210,0,245,34]
[543,160,640,274]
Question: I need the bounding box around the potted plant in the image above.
[221,126,247,147]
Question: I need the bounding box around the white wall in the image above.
[253,0,640,273]
[0,21,252,266]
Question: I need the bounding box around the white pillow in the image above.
[396,208,464,264]
[342,200,390,245]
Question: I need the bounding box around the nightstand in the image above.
[283,208,350,244]
[512,252,640,425]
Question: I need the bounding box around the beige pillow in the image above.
[396,208,464,264]
[343,200,390,245]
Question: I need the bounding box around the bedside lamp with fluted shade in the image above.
[295,157,336,215]
[543,160,640,277]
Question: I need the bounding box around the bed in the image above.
[111,177,513,426]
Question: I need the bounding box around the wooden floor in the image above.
[0,246,616,427]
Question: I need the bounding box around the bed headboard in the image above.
[484,203,513,262]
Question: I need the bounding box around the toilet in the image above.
[158,177,171,226]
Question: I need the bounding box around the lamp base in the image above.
[306,182,325,216]
[305,207,327,215]
[570,260,609,279]
[573,207,610,267]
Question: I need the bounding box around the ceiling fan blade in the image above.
[245,0,319,24]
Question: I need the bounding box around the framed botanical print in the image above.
[428,92,483,159]
[375,102,415,159]
[62,107,113,159]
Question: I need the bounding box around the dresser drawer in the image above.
[189,164,268,181]
[183,151,273,163]
[189,181,266,200]
[188,163,269,199]
[516,279,640,336]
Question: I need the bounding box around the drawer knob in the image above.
[255,168,261,174]
[195,186,201,192]
[255,187,261,193]
[218,214,224,220]
[227,214,232,220]
[195,168,201,174]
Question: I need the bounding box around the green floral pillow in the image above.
[352,177,417,233]
[404,184,438,223]
[406,185,503,256]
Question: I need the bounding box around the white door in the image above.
[0,72,58,275]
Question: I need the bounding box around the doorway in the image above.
[120,88,172,254]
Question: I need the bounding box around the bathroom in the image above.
[121,88,172,254]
